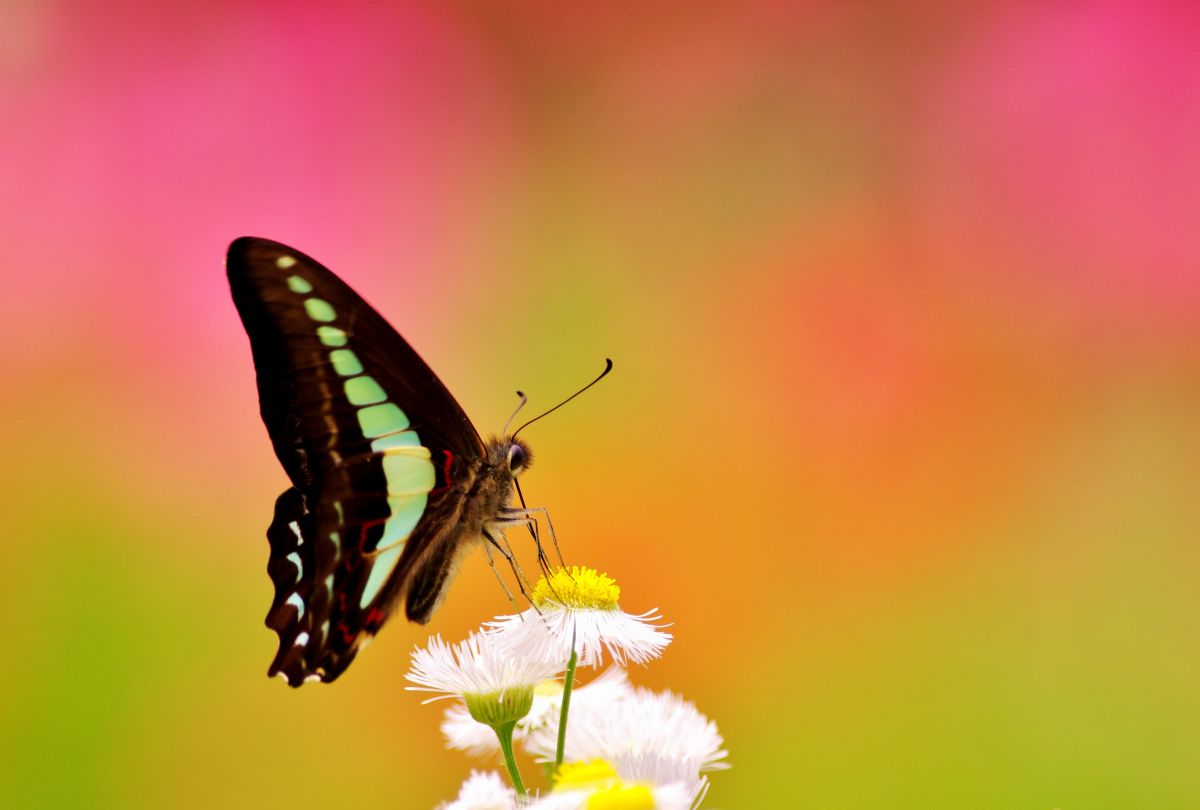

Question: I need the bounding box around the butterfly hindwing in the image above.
[228,237,486,685]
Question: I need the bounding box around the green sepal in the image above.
[464,686,535,728]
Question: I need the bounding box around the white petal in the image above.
[487,604,672,669]
[406,631,563,700]
[524,686,727,799]
[437,770,514,810]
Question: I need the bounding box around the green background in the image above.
[3,2,1199,807]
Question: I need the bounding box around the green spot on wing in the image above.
[286,592,305,618]
[345,375,386,405]
[357,402,409,436]
[381,493,428,545]
[371,430,422,451]
[317,326,347,347]
[287,275,313,294]
[329,349,363,376]
[304,298,336,322]
[382,453,436,495]
[360,544,405,608]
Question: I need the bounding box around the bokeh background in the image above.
[3,1,1200,807]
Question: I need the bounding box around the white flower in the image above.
[443,667,634,757]
[407,631,564,729]
[488,567,672,668]
[524,760,693,810]
[406,631,564,703]
[525,687,728,804]
[436,770,514,810]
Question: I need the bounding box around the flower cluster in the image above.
[405,566,727,809]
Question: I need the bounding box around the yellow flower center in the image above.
[532,566,620,610]
[556,760,656,808]
[586,784,656,810]
[554,759,620,791]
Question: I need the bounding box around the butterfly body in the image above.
[399,435,532,623]
[227,237,532,686]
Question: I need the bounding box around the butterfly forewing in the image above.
[227,237,484,685]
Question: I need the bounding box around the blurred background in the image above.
[3,1,1199,807]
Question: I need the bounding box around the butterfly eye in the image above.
[507,443,529,474]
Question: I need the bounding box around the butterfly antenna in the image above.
[502,391,528,437]
[511,358,613,439]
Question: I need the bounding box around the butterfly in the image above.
[227,236,554,686]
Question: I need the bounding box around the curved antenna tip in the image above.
[502,390,530,436]
[511,357,615,438]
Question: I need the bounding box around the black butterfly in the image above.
[227,236,550,687]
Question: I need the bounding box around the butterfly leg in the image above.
[482,526,538,610]
[526,519,548,576]
[512,480,547,573]
[499,529,540,603]
[498,506,567,571]
[529,506,566,570]
[482,533,519,613]
[491,515,553,583]
[495,514,551,578]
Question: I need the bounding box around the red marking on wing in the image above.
[364,606,384,629]
[343,517,388,572]
[359,517,387,548]
[338,621,355,644]
[430,449,456,495]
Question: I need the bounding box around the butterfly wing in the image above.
[227,236,485,685]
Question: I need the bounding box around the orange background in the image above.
[3,2,1200,807]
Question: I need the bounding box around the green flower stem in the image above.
[494,720,527,798]
[554,646,578,774]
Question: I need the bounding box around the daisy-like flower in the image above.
[488,567,672,668]
[406,631,563,725]
[436,770,515,810]
[524,760,693,810]
[525,687,728,805]
[442,668,633,757]
[407,631,565,797]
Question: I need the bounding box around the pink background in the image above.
[3,2,1200,806]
